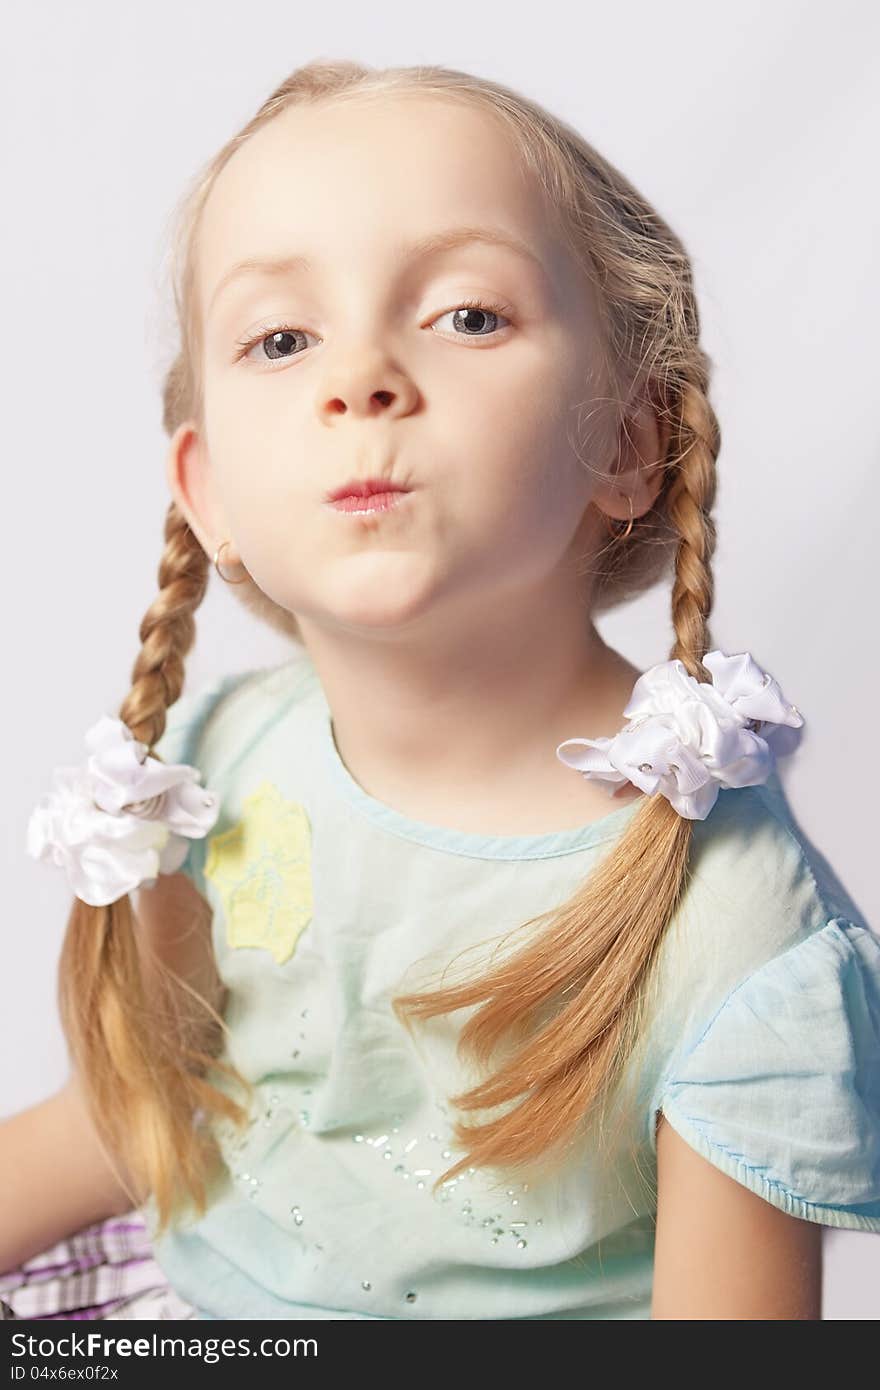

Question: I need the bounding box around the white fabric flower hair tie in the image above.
[556,650,804,820]
[26,715,221,907]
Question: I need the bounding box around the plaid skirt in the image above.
[0,1213,200,1320]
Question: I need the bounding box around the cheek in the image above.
[451,454,591,591]
[501,467,590,550]
[206,400,306,521]
[450,374,592,535]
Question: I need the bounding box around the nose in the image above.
[317,348,418,421]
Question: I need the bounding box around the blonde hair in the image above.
[58,59,719,1235]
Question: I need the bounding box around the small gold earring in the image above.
[213,540,248,584]
[604,494,635,540]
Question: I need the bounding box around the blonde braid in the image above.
[56,503,253,1235]
[667,372,720,682]
[118,503,210,751]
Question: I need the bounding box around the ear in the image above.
[165,423,239,564]
[592,386,671,524]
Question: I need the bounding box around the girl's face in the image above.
[177,95,628,637]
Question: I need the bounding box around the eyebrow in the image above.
[207,225,549,315]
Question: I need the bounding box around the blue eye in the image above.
[235,326,313,365]
[233,296,515,367]
[428,299,513,339]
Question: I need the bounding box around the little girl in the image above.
[7,58,880,1322]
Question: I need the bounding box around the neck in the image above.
[295,575,643,835]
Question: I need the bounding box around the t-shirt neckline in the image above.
[315,702,646,861]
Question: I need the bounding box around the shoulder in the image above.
[659,771,867,1014]
[152,645,320,777]
[688,769,864,929]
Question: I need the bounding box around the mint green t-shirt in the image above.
[141,648,880,1320]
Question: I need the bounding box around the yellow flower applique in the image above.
[204,780,313,965]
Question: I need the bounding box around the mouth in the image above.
[325,477,412,503]
[326,489,414,516]
[324,475,415,516]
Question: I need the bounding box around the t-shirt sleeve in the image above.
[655,915,880,1232]
[150,670,255,892]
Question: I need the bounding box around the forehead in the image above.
[196,94,579,309]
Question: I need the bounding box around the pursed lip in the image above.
[325,477,412,503]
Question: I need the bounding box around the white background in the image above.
[2,0,877,1317]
